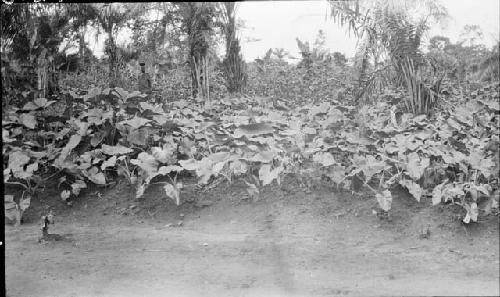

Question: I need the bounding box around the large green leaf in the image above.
[101,144,134,155]
[130,152,159,182]
[399,179,423,202]
[406,152,430,180]
[19,113,36,129]
[376,190,392,211]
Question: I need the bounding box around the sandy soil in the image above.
[5,178,500,297]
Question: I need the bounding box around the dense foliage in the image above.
[2,1,499,228]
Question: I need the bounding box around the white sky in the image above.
[86,0,500,62]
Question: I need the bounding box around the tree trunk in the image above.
[107,27,117,87]
[355,52,369,104]
[79,27,86,69]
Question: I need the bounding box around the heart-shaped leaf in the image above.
[101,144,133,155]
[376,190,392,211]
[164,183,181,206]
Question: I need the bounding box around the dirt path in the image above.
[5,181,500,296]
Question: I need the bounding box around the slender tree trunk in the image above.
[355,52,369,104]
[107,27,117,87]
[79,27,86,69]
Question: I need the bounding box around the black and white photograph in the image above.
[2,1,499,296]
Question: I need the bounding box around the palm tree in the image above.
[219,2,247,94]
[173,2,218,100]
[328,0,448,112]
[92,3,131,86]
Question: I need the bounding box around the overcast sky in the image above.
[237,0,500,62]
[88,0,500,62]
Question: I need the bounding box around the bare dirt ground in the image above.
[5,176,500,297]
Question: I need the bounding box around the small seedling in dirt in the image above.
[38,213,65,243]
[419,224,431,239]
[376,209,391,221]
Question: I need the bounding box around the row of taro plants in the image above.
[4,80,499,225]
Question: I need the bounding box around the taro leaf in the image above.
[5,204,20,224]
[34,97,55,108]
[78,153,93,170]
[412,114,427,124]
[436,124,453,140]
[234,123,274,138]
[178,138,196,157]
[55,127,71,141]
[74,120,92,136]
[313,152,336,167]
[179,158,199,171]
[303,127,317,135]
[85,108,110,126]
[248,151,276,163]
[136,183,146,199]
[130,152,159,182]
[207,152,231,163]
[309,102,330,117]
[101,144,133,155]
[250,136,276,146]
[20,113,36,129]
[414,130,433,140]
[120,116,151,129]
[326,165,346,185]
[258,164,283,186]
[151,144,177,164]
[56,134,82,165]
[360,156,387,183]
[15,162,38,179]
[351,155,386,183]
[86,167,106,185]
[24,98,56,110]
[164,183,181,206]
[91,131,106,147]
[376,190,392,211]
[453,105,474,126]
[326,108,344,123]
[196,158,216,185]
[3,129,15,143]
[406,152,430,180]
[22,102,39,111]
[19,195,30,212]
[61,190,71,201]
[158,165,183,176]
[432,180,448,205]
[4,194,18,223]
[127,128,148,146]
[152,114,170,125]
[399,179,423,202]
[71,180,87,196]
[463,202,478,223]
[140,102,163,114]
[111,87,128,101]
[442,183,465,203]
[212,161,227,176]
[479,99,500,111]
[230,159,248,176]
[84,86,102,102]
[466,150,495,178]
[8,151,30,172]
[384,143,399,154]
[101,156,117,170]
[447,118,462,131]
[244,181,260,200]
[469,184,491,196]
[484,191,499,215]
[4,194,15,203]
